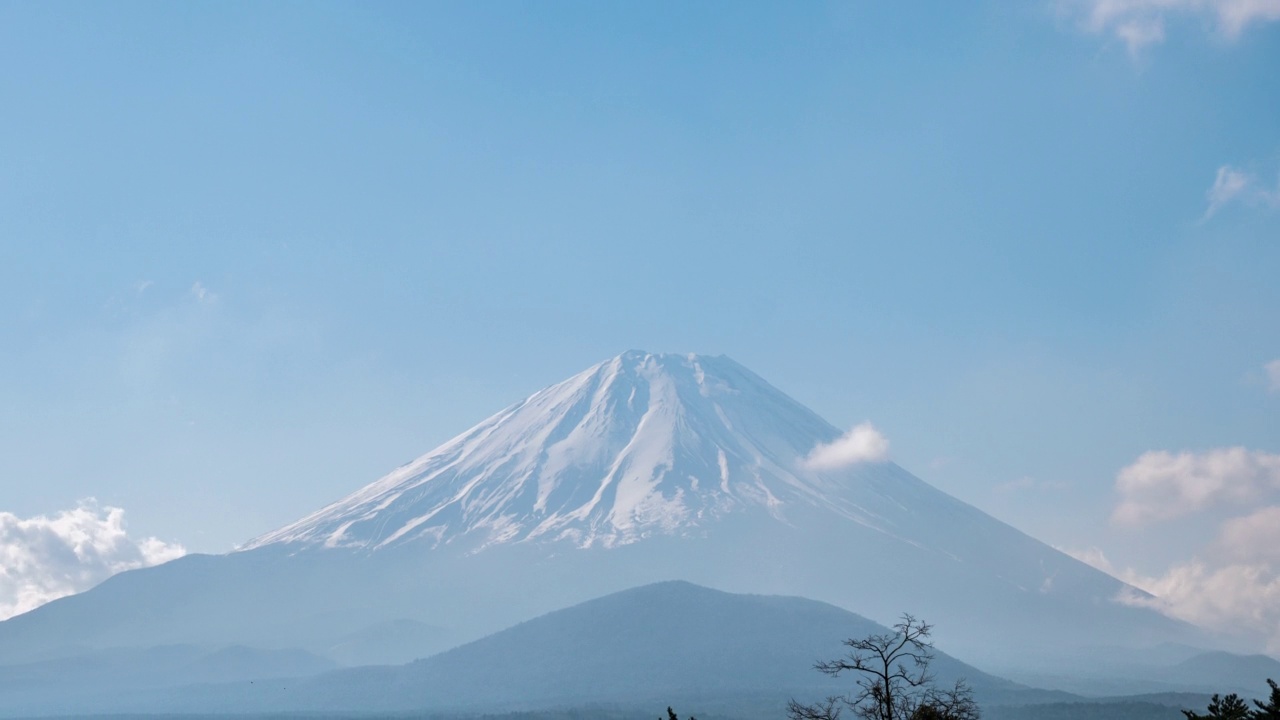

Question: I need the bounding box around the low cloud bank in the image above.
[0,501,186,620]
[803,422,890,470]
[1079,446,1280,651]
[1068,513,1280,653]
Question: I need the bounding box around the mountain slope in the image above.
[22,582,1070,718]
[378,581,1053,710]
[0,643,336,716]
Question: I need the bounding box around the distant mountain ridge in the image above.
[0,643,335,716]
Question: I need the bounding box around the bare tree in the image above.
[915,680,980,720]
[787,614,978,720]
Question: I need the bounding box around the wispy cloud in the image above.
[1205,166,1255,218]
[189,281,217,305]
[1111,447,1280,526]
[1267,359,1280,393]
[803,422,890,470]
[1060,545,1118,573]
[0,501,185,620]
[1063,0,1280,53]
[1204,164,1280,219]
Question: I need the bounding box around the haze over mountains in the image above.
[1,581,1268,719]
[0,351,1248,715]
[0,582,1069,717]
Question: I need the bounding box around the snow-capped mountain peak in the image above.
[245,351,898,552]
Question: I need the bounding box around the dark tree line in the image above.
[667,623,1280,720]
[1184,679,1280,720]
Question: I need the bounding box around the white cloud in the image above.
[189,281,217,304]
[1266,359,1280,393]
[1062,544,1163,592]
[803,422,890,470]
[1087,447,1280,650]
[1112,447,1280,526]
[1218,0,1280,35]
[0,501,185,621]
[1204,164,1280,219]
[1060,545,1120,574]
[1065,0,1280,52]
[1119,560,1280,651]
[1205,166,1254,218]
[1092,444,1280,651]
[1115,15,1166,49]
[1063,525,1280,651]
[1219,505,1280,562]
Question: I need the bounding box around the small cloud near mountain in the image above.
[0,500,185,620]
[802,422,890,470]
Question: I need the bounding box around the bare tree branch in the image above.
[788,615,978,720]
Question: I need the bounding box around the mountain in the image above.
[0,351,1204,674]
[358,581,1065,712]
[1166,651,1280,692]
[0,643,336,716]
[952,645,1280,698]
[0,582,1073,718]
[324,618,456,666]
[242,350,893,552]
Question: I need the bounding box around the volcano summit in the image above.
[249,351,922,552]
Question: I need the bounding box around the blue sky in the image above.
[1,1,1278,637]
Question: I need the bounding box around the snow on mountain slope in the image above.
[246,350,939,552]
